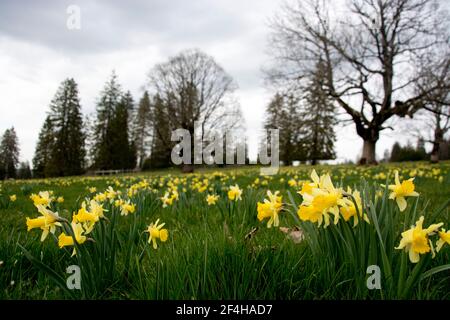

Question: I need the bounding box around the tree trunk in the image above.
[182,163,194,173]
[430,128,443,164]
[361,140,377,165]
[181,127,195,173]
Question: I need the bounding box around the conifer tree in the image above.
[301,60,336,164]
[149,94,172,168]
[0,127,20,179]
[17,161,32,179]
[133,91,152,168]
[263,93,304,165]
[33,116,55,177]
[48,78,85,176]
[93,71,122,169]
[109,91,136,169]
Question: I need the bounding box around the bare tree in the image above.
[412,48,450,162]
[147,49,242,172]
[267,0,450,164]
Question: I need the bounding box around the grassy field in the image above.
[0,162,449,300]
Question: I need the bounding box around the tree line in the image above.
[22,49,243,178]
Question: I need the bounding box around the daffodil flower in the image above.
[206,194,219,205]
[146,219,169,249]
[120,201,136,216]
[72,200,105,234]
[299,171,345,227]
[257,190,283,228]
[387,171,419,212]
[26,205,62,241]
[58,222,87,256]
[228,184,243,201]
[30,191,52,208]
[161,191,177,208]
[436,229,450,252]
[395,216,443,263]
[339,188,370,227]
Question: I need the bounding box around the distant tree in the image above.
[109,91,136,169]
[148,94,172,169]
[390,142,402,162]
[33,116,55,177]
[302,59,336,164]
[263,93,304,165]
[439,139,450,160]
[382,149,390,163]
[147,49,242,172]
[83,113,95,169]
[47,78,85,176]
[17,161,32,179]
[417,137,426,155]
[133,91,153,168]
[263,80,336,166]
[390,140,427,162]
[0,127,20,179]
[93,71,122,169]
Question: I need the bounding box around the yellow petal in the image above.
[396,197,407,212]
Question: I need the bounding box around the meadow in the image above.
[0,162,449,300]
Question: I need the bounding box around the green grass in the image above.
[0,161,449,299]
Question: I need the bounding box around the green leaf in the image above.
[18,244,76,299]
[420,264,450,281]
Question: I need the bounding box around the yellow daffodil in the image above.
[58,222,87,256]
[339,188,369,227]
[288,179,297,187]
[57,196,64,203]
[26,205,62,241]
[93,192,107,202]
[161,191,177,208]
[206,194,219,206]
[120,201,135,216]
[257,190,283,228]
[395,216,443,263]
[89,187,97,193]
[228,184,243,201]
[72,200,104,234]
[297,204,322,223]
[9,194,16,202]
[299,171,345,227]
[106,186,118,200]
[89,200,105,219]
[146,219,169,249]
[436,229,450,252]
[30,191,52,208]
[115,199,124,207]
[387,171,419,212]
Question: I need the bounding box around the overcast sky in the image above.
[0,0,425,165]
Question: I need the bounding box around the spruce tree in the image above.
[93,71,122,169]
[48,78,85,176]
[149,94,172,168]
[33,116,55,177]
[133,91,152,168]
[263,93,304,165]
[390,142,402,162]
[0,127,20,179]
[301,60,336,164]
[109,91,136,169]
[17,161,32,179]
